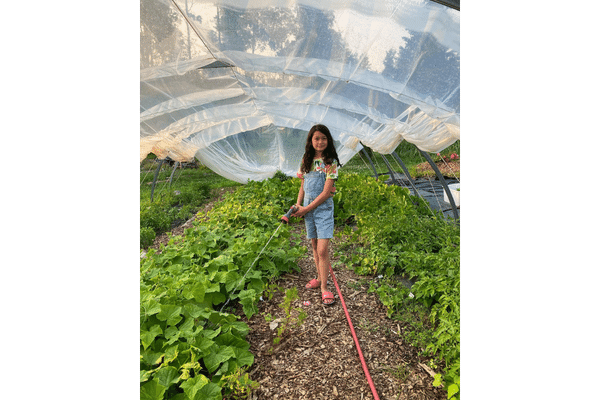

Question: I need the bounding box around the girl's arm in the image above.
[295,179,305,209]
[292,178,335,217]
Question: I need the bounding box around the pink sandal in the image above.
[322,291,335,305]
[305,279,320,289]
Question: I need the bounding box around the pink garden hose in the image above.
[328,265,381,400]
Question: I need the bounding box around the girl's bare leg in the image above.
[311,238,319,279]
[316,239,331,293]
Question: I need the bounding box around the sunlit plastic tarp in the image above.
[141,0,459,183]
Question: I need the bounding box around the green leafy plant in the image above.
[140,227,156,248]
[272,170,292,181]
[386,363,409,383]
[270,287,307,352]
[262,313,273,323]
[263,283,282,301]
[221,366,260,399]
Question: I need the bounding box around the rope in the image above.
[372,151,383,173]
[358,151,375,176]
[140,163,154,186]
[425,176,443,211]
[389,153,410,188]
[170,162,186,187]
[438,156,460,183]
[153,169,172,198]
[328,265,381,400]
[390,152,438,218]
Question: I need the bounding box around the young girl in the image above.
[291,124,341,305]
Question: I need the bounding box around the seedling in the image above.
[269,288,307,352]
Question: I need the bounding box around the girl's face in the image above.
[311,130,328,155]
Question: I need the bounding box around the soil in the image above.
[146,173,458,399]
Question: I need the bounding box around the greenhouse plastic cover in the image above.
[141,0,459,183]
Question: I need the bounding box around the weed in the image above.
[386,363,409,383]
[331,260,344,270]
[346,278,369,291]
[263,283,282,301]
[269,287,307,352]
[358,318,379,333]
[263,313,273,322]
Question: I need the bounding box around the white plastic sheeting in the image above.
[141,0,459,183]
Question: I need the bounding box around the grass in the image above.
[342,140,460,179]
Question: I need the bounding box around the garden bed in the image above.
[146,186,447,399]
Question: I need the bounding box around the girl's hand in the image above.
[291,205,308,218]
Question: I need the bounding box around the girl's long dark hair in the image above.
[300,124,342,174]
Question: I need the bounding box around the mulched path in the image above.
[146,183,451,400]
[239,223,445,400]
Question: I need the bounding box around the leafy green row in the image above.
[140,176,212,248]
[334,173,460,399]
[140,177,304,400]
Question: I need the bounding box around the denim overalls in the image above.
[303,169,334,239]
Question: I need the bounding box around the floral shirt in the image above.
[297,158,339,180]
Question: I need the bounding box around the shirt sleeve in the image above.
[325,160,338,180]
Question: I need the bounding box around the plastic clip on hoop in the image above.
[280,205,298,224]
